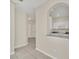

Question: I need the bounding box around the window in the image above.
[48,3,69,35]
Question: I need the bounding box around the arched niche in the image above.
[48,3,69,35]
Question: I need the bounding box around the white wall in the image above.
[15,7,28,48]
[36,0,69,42]
[10,2,28,54]
[36,0,69,59]
[10,2,15,55]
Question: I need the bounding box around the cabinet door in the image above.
[47,37,69,59]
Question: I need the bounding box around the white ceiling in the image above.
[15,0,48,14]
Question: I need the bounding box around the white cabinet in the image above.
[47,37,68,59]
[36,36,69,59]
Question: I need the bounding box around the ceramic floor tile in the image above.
[11,38,52,59]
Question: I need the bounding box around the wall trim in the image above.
[15,43,28,49]
[36,48,57,59]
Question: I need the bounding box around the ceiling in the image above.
[13,0,48,14]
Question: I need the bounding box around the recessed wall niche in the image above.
[48,3,69,35]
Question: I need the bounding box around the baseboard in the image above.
[28,37,36,39]
[36,48,57,59]
[15,43,28,49]
[10,51,15,55]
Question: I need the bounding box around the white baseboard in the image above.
[15,43,28,49]
[36,48,57,59]
[10,51,15,55]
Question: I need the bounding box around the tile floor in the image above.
[10,38,52,59]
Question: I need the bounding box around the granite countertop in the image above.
[47,32,69,39]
